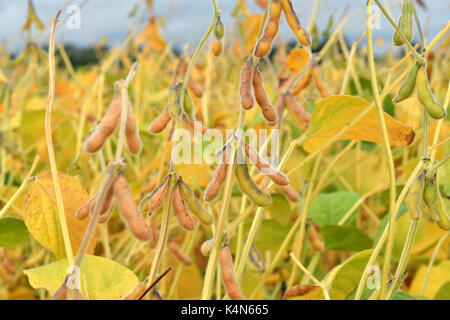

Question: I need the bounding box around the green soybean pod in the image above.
[406,173,424,221]
[213,15,224,41]
[179,179,214,225]
[431,175,450,231]
[235,157,272,207]
[168,82,183,119]
[183,90,195,121]
[393,0,413,46]
[417,68,447,119]
[392,63,419,103]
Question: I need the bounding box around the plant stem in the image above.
[0,155,40,219]
[386,219,419,298]
[45,11,74,266]
[366,1,398,299]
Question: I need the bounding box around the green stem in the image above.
[45,11,74,266]
[366,0,398,299]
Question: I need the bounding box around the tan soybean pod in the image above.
[172,183,196,231]
[240,57,255,110]
[179,179,214,225]
[243,142,289,186]
[252,66,278,123]
[416,67,447,119]
[149,104,171,133]
[204,144,229,201]
[285,94,311,131]
[312,65,331,97]
[113,175,152,241]
[125,101,142,154]
[219,244,248,300]
[50,277,86,300]
[140,176,169,216]
[211,40,223,57]
[308,224,324,252]
[282,284,317,300]
[290,67,313,96]
[169,241,193,265]
[201,238,214,256]
[254,0,281,58]
[84,91,122,153]
[280,185,299,202]
[235,155,272,207]
[75,185,115,222]
[280,0,311,46]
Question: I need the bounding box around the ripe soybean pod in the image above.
[172,182,195,231]
[307,224,324,252]
[149,104,171,133]
[168,82,183,119]
[239,57,255,110]
[204,143,230,201]
[393,0,414,46]
[252,66,278,123]
[211,40,223,57]
[84,90,122,153]
[235,150,272,207]
[280,0,311,46]
[243,142,289,186]
[51,277,86,300]
[416,67,447,119]
[75,185,115,222]
[406,173,425,221]
[219,244,248,300]
[139,175,169,216]
[282,284,317,300]
[280,185,299,202]
[285,94,311,131]
[125,99,142,154]
[254,0,282,58]
[179,178,214,225]
[113,175,152,241]
[392,63,420,103]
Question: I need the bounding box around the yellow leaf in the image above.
[409,260,450,299]
[287,48,311,73]
[23,171,96,259]
[303,95,415,153]
[24,255,138,300]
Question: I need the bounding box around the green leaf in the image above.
[0,216,30,248]
[309,191,361,226]
[254,219,292,251]
[434,282,450,300]
[392,290,427,300]
[24,254,139,300]
[325,249,373,300]
[320,225,373,252]
[268,193,293,226]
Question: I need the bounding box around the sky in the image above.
[0,0,448,53]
